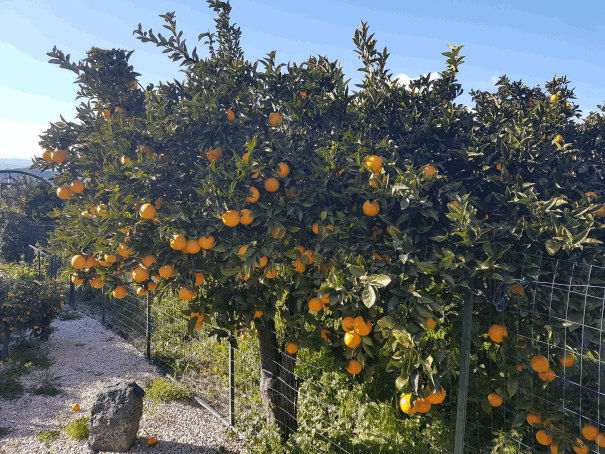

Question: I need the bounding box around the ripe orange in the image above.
[141,255,156,269]
[185,239,201,254]
[140,203,157,219]
[147,281,157,291]
[276,162,290,178]
[596,432,605,448]
[194,272,205,286]
[312,223,320,234]
[271,226,286,238]
[132,266,149,282]
[103,109,111,119]
[268,113,282,127]
[526,413,542,426]
[285,342,298,354]
[52,149,69,163]
[427,386,446,404]
[71,255,87,269]
[222,210,241,227]
[425,318,436,329]
[71,403,80,412]
[308,297,323,312]
[254,310,263,318]
[207,148,223,162]
[536,430,553,446]
[147,437,157,446]
[264,177,280,192]
[572,439,588,454]
[516,365,526,372]
[344,332,361,348]
[581,425,598,441]
[246,186,260,202]
[550,94,559,101]
[70,180,85,193]
[319,293,329,308]
[364,155,382,173]
[488,324,508,343]
[300,91,307,100]
[353,316,372,336]
[112,286,127,299]
[85,256,96,269]
[586,191,598,198]
[104,254,117,264]
[237,245,249,257]
[488,393,503,407]
[264,266,277,279]
[508,284,525,296]
[342,316,355,333]
[240,209,254,225]
[293,259,306,273]
[596,205,605,216]
[136,287,149,296]
[226,109,235,121]
[120,155,131,165]
[71,274,84,285]
[198,236,215,249]
[169,234,186,250]
[347,359,362,374]
[256,256,268,268]
[90,276,105,289]
[424,165,437,177]
[42,149,52,162]
[179,287,195,301]
[413,397,432,413]
[399,393,416,414]
[118,243,134,258]
[97,204,108,216]
[554,135,563,143]
[531,355,550,373]
[539,368,556,382]
[362,200,380,216]
[57,186,72,200]
[369,174,386,188]
[159,264,175,278]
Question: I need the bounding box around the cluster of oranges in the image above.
[399,386,446,415]
[528,414,605,453]
[340,315,373,374]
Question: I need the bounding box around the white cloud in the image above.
[393,72,441,88]
[0,119,48,159]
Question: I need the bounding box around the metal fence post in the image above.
[101,288,106,325]
[146,293,151,360]
[454,287,474,454]
[229,337,237,426]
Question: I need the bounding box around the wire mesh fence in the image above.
[62,250,603,454]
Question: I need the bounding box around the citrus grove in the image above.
[35,1,605,450]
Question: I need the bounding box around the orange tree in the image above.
[35,1,605,449]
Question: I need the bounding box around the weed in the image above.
[59,309,82,321]
[36,429,60,444]
[0,375,23,399]
[0,427,10,438]
[31,370,62,396]
[61,417,89,440]
[143,376,193,403]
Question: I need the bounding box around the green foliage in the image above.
[61,417,89,440]
[36,429,60,444]
[30,370,62,396]
[0,427,10,438]
[143,376,193,403]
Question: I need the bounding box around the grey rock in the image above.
[88,380,145,452]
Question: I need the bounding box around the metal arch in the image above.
[0,170,51,185]
[0,169,52,199]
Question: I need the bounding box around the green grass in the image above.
[0,427,10,438]
[31,370,62,396]
[61,417,89,440]
[36,429,60,444]
[143,376,193,403]
[0,339,54,399]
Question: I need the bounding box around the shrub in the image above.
[61,417,89,440]
[143,376,194,403]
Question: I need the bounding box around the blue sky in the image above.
[1,0,604,159]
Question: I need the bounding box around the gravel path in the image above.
[0,311,244,454]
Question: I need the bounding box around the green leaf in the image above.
[362,286,376,308]
[544,239,560,255]
[348,265,366,278]
[365,274,391,288]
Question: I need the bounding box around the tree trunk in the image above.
[1,328,10,361]
[256,317,298,439]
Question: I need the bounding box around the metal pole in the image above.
[37,249,41,280]
[101,288,106,325]
[454,287,474,454]
[146,293,151,360]
[229,337,237,426]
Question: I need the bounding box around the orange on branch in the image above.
[341,316,355,333]
[141,255,156,269]
[427,386,446,404]
[112,286,127,299]
[285,342,298,354]
[222,210,241,227]
[268,113,282,127]
[353,316,372,336]
[240,209,254,225]
[132,266,149,282]
[179,287,195,301]
[424,165,437,177]
[399,393,416,414]
[71,254,87,269]
[194,272,205,286]
[159,264,175,278]
[226,109,235,121]
[185,239,201,254]
[57,186,72,200]
[70,180,85,193]
[362,200,380,216]
[246,186,260,202]
[198,236,215,249]
[536,430,553,446]
[488,393,503,407]
[539,368,556,382]
[308,297,323,312]
[581,425,598,441]
[488,324,508,343]
[531,355,550,373]
[364,155,382,173]
[140,203,157,219]
[264,177,280,192]
[347,359,362,375]
[344,332,361,348]
[276,162,290,178]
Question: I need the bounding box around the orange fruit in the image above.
[347,359,362,375]
[550,94,559,101]
[159,264,175,278]
[226,109,235,121]
[264,177,280,192]
[531,355,550,373]
[399,393,416,414]
[353,316,372,336]
[71,274,84,285]
[427,387,446,404]
[516,365,526,372]
[573,439,588,454]
[550,445,559,454]
[147,437,157,446]
[488,324,508,343]
[364,155,382,173]
[51,149,68,163]
[424,165,437,177]
[536,430,553,446]
[240,209,254,225]
[132,266,149,282]
[120,155,130,165]
[596,205,605,216]
[136,287,149,296]
[586,191,597,198]
[596,432,605,447]
[554,135,563,143]
[112,286,127,299]
[254,310,263,318]
[104,254,117,264]
[293,259,306,273]
[85,256,96,269]
[488,393,503,407]
[185,239,201,254]
[42,149,52,162]
[141,255,156,269]
[413,397,432,413]
[526,413,542,426]
[246,186,260,202]
[179,287,195,301]
[118,243,134,258]
[539,368,556,382]
[285,342,298,354]
[198,236,215,249]
[271,226,286,238]
[311,223,320,234]
[222,210,241,227]
[300,91,307,99]
[362,200,380,216]
[425,318,436,329]
[268,113,282,127]
[319,293,330,308]
[97,204,108,216]
[70,180,85,193]
[308,297,323,312]
[507,284,525,296]
[342,316,355,333]
[344,332,361,348]
[139,203,157,219]
[147,281,157,291]
[194,272,205,286]
[256,256,268,268]
[207,148,222,162]
[264,266,277,279]
[57,186,72,200]
[71,254,87,269]
[369,174,386,188]
[581,425,598,441]
[237,245,249,257]
[103,109,111,119]
[90,276,105,289]
[71,403,80,412]
[276,162,290,178]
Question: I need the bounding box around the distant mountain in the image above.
[0,158,34,170]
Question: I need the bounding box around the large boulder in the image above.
[88,380,145,452]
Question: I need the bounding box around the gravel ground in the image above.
[0,311,244,454]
